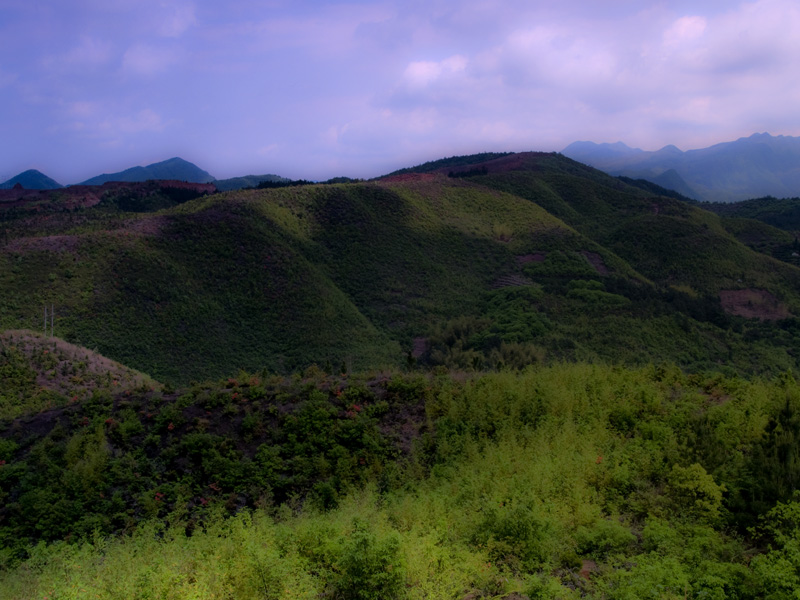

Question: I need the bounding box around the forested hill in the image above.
[4,150,800,598]
[1,151,799,384]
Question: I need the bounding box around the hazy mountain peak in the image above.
[79,157,215,186]
[0,169,63,190]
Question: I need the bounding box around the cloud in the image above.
[403,55,467,88]
[663,16,707,47]
[43,36,114,70]
[122,44,181,75]
[157,1,197,37]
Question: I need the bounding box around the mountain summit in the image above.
[80,157,215,185]
[562,132,800,202]
[0,169,63,190]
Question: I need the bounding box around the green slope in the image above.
[2,153,800,383]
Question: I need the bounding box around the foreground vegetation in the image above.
[3,361,800,598]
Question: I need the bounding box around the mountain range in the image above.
[3,149,800,596]
[562,132,800,202]
[5,132,800,201]
[1,150,799,384]
[0,157,287,192]
[0,169,63,190]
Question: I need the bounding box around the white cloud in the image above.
[158,1,196,37]
[44,36,114,70]
[403,55,467,88]
[663,16,707,47]
[122,44,180,75]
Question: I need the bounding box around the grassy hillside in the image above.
[3,362,800,598]
[4,152,800,597]
[1,153,800,384]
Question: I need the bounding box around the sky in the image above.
[2,0,800,183]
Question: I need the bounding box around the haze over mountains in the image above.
[562,132,800,202]
[0,157,286,192]
[4,148,800,597]
[4,133,800,202]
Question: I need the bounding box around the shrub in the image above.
[331,518,405,600]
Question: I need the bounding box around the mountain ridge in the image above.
[0,169,63,190]
[562,132,800,202]
[79,156,216,185]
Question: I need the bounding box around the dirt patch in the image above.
[492,274,534,289]
[412,337,428,359]
[5,234,80,254]
[379,172,437,183]
[580,560,598,580]
[0,329,156,398]
[719,289,791,320]
[116,214,169,237]
[581,251,609,275]
[516,253,547,264]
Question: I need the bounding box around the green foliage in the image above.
[331,518,405,600]
[750,497,800,599]
[665,463,725,523]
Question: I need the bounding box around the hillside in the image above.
[1,152,799,383]
[563,132,800,202]
[214,173,290,191]
[0,169,62,190]
[80,157,215,185]
[4,151,800,597]
[3,360,800,598]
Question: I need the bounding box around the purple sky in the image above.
[2,0,799,183]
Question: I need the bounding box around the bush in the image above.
[331,518,405,600]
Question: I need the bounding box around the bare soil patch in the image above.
[379,172,437,183]
[0,329,156,398]
[719,289,791,320]
[5,234,80,254]
[516,252,547,264]
[581,250,610,275]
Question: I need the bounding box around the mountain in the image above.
[0,169,62,190]
[80,157,215,185]
[2,151,800,384]
[213,173,289,191]
[562,132,800,202]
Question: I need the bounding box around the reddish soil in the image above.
[516,252,547,264]
[581,251,610,275]
[719,289,791,320]
[0,180,216,211]
[492,274,534,289]
[379,172,437,183]
[435,152,554,177]
[117,214,169,237]
[580,560,598,580]
[5,234,80,254]
[412,337,428,358]
[0,329,155,397]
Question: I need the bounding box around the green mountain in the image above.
[80,157,215,185]
[0,169,62,190]
[5,151,800,597]
[1,151,799,385]
[563,132,800,202]
[214,174,290,191]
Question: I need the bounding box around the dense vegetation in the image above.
[3,151,800,597]
[3,360,800,598]
[2,152,800,385]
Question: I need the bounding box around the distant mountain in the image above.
[80,157,215,185]
[562,133,800,202]
[0,169,62,190]
[214,174,289,192]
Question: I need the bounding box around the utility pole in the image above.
[51,303,54,338]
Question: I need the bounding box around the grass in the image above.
[3,362,800,598]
